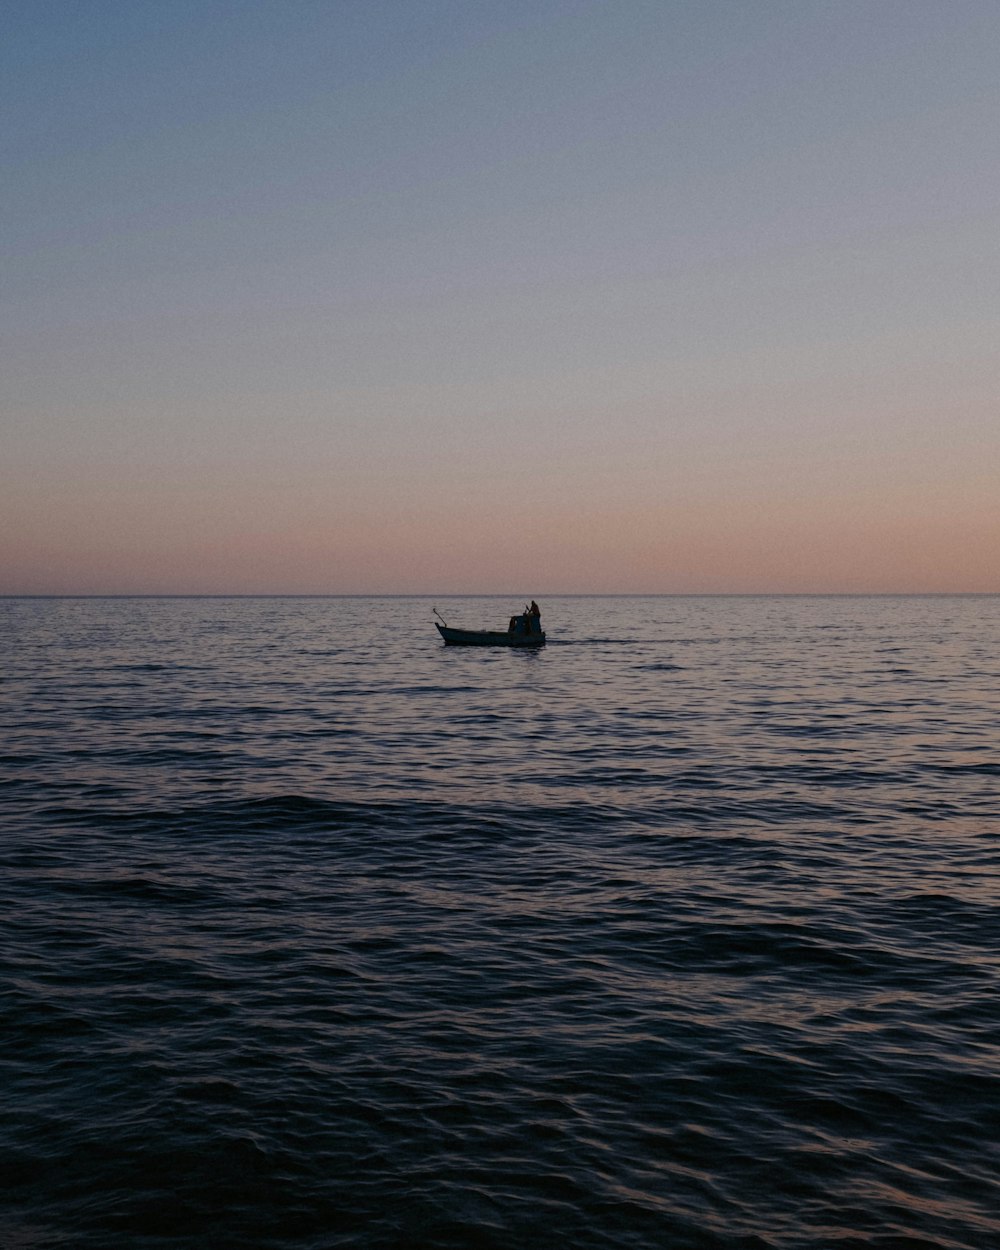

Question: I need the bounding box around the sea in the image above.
[2,595,998,1250]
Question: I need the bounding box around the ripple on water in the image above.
[2,595,999,1249]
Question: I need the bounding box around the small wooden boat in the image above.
[434,607,546,647]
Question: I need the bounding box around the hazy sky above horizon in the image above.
[3,0,998,594]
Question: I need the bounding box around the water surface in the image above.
[3,595,998,1248]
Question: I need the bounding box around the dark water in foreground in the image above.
[2,595,999,1250]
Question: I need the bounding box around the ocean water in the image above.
[2,594,998,1250]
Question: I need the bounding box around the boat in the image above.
[434,605,546,647]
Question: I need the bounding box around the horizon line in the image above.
[2,591,998,601]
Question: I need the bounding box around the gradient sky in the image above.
[3,0,998,594]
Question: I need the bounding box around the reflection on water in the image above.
[2,595,999,1249]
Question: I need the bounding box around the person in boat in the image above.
[508,602,541,636]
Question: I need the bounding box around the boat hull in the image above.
[435,623,546,648]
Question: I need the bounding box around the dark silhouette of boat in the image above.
[434,605,545,647]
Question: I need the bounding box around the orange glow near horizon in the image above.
[3,462,997,595]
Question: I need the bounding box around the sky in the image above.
[3,0,998,594]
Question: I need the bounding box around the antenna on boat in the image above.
[433,606,448,626]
